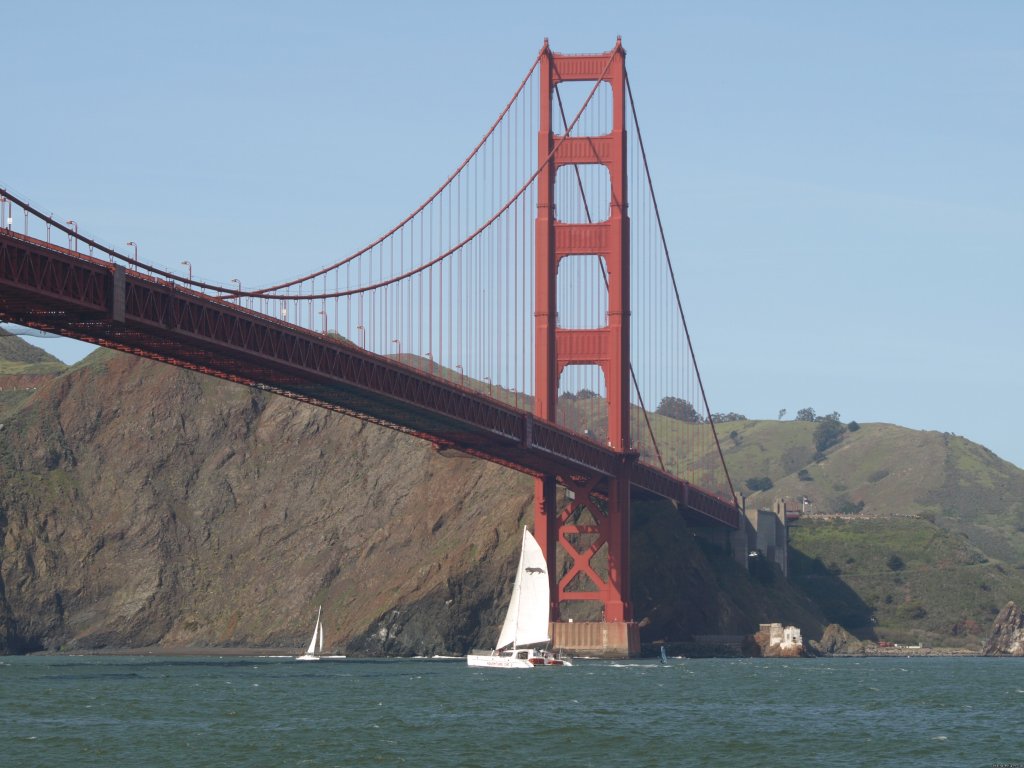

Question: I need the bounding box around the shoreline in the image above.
[824,647,980,658]
[13,645,988,660]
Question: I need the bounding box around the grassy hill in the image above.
[720,417,1024,647]
[790,517,1023,647]
[0,329,67,375]
[0,330,68,417]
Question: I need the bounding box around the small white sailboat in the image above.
[296,605,324,661]
[466,526,573,669]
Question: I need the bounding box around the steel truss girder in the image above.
[0,229,738,529]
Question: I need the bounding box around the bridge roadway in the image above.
[0,228,739,529]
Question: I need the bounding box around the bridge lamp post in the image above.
[230,278,241,305]
[318,309,327,335]
[392,338,401,359]
[181,260,192,282]
[456,364,463,386]
[126,241,137,261]
[356,324,365,348]
[484,376,492,396]
[425,352,433,374]
[66,220,77,252]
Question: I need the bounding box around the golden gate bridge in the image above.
[0,39,740,656]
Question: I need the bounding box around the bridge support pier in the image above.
[550,620,639,659]
[534,467,639,658]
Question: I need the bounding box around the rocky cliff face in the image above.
[0,343,822,655]
[983,601,1024,656]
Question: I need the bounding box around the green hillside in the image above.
[734,420,1024,562]
[0,331,68,417]
[0,329,67,375]
[721,417,1024,647]
[790,517,1023,647]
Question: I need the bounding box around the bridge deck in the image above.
[0,229,739,529]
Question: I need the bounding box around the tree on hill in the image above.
[656,396,704,423]
[711,412,747,423]
[814,414,847,452]
[796,407,816,422]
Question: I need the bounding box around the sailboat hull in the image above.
[466,649,573,669]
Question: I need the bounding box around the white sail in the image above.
[495,527,551,650]
[304,605,323,656]
[316,619,324,654]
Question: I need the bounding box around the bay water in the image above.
[1,655,1021,766]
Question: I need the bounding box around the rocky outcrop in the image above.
[0,347,536,655]
[0,373,60,391]
[983,601,1024,656]
[810,623,867,655]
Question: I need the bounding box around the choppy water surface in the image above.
[1,655,1021,767]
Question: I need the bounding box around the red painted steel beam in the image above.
[0,229,738,529]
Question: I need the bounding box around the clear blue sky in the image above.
[3,1,1022,468]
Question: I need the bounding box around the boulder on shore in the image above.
[810,623,866,656]
[983,601,1024,656]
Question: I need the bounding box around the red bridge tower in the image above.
[533,39,639,656]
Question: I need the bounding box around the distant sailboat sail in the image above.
[297,605,324,661]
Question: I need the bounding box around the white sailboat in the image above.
[466,526,573,668]
[296,605,324,661]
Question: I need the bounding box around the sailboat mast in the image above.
[511,526,529,650]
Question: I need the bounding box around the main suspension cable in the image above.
[624,71,738,504]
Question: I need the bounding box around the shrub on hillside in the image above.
[836,498,865,515]
[745,476,774,492]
